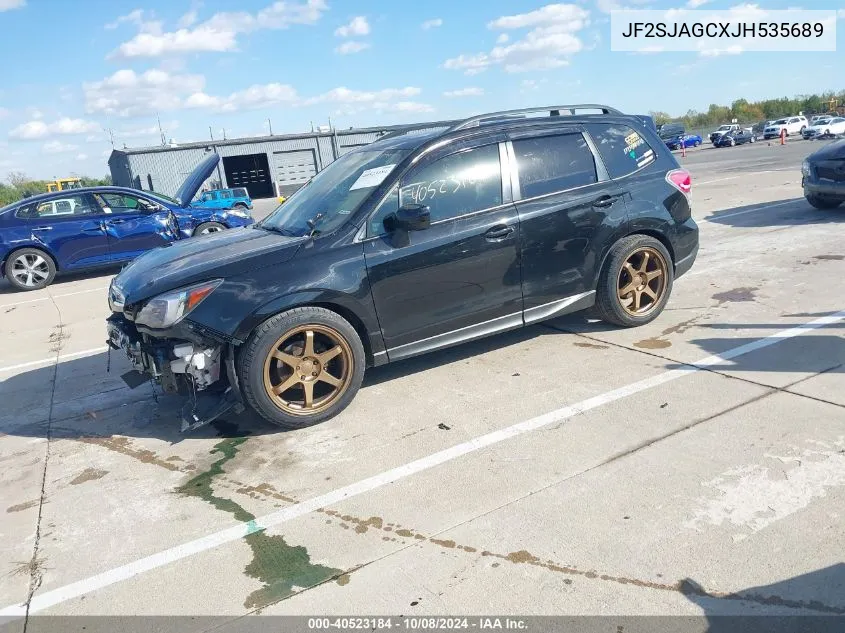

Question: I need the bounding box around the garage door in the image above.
[222,153,274,199]
[274,150,317,198]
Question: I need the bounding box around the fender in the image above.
[592,215,676,290]
[232,288,388,365]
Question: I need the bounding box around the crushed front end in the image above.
[106,280,244,431]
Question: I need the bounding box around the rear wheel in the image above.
[694,140,701,147]
[233,202,249,210]
[806,195,842,210]
[238,307,366,429]
[594,236,674,328]
[193,221,226,236]
[5,248,56,291]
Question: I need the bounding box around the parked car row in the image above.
[0,155,254,290]
[802,116,845,140]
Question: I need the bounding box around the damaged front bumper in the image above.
[106,314,244,431]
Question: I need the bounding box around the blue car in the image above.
[193,187,254,211]
[665,134,703,150]
[0,154,254,291]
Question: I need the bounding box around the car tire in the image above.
[193,221,226,236]
[594,235,674,328]
[237,306,366,430]
[233,203,249,210]
[4,247,57,291]
[806,195,842,210]
[694,140,701,147]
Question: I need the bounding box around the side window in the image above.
[220,190,233,199]
[16,195,97,220]
[96,193,141,214]
[233,188,248,198]
[399,144,502,224]
[367,186,399,237]
[512,133,597,199]
[585,123,656,179]
[201,192,212,201]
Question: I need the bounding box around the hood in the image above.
[173,153,220,208]
[807,139,845,162]
[113,227,307,303]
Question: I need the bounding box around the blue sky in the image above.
[0,0,842,179]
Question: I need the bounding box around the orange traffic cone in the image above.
[780,128,786,145]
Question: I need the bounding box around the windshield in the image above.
[717,125,732,131]
[146,191,179,205]
[814,119,830,125]
[773,119,787,125]
[259,148,411,237]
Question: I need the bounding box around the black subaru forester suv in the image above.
[106,105,698,431]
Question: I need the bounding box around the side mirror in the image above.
[384,203,430,233]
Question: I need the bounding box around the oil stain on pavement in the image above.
[177,435,342,610]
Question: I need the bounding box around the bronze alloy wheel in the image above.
[262,324,354,416]
[616,246,668,317]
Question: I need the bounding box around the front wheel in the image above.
[193,221,226,236]
[806,195,842,210]
[5,248,56,291]
[694,140,701,147]
[594,236,674,328]
[238,307,366,429]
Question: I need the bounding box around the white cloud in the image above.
[0,0,25,11]
[393,102,434,113]
[105,8,143,29]
[43,140,78,154]
[10,118,99,140]
[496,33,509,44]
[305,86,422,106]
[335,16,369,37]
[488,3,587,29]
[687,0,709,7]
[699,45,743,57]
[445,4,589,74]
[178,2,202,28]
[112,0,327,58]
[185,83,298,112]
[84,69,206,117]
[443,87,485,97]
[76,153,89,161]
[335,40,370,54]
[421,18,443,30]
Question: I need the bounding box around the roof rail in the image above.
[377,120,461,141]
[448,104,623,132]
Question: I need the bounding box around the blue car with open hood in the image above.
[0,154,254,291]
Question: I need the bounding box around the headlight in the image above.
[801,160,811,176]
[135,280,222,329]
[227,209,251,219]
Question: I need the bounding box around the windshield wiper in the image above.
[256,223,298,237]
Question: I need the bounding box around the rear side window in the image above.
[585,124,656,179]
[220,190,233,199]
[15,194,98,220]
[233,188,248,198]
[512,133,597,199]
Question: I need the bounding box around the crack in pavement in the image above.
[21,288,64,633]
[542,323,845,411]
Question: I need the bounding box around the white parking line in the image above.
[704,199,800,223]
[0,286,109,309]
[2,309,843,618]
[0,346,109,375]
[696,176,739,186]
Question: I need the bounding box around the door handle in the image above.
[592,195,619,208]
[106,218,127,225]
[32,226,53,232]
[484,225,514,240]
[82,224,105,234]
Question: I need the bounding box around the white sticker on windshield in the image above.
[349,165,396,190]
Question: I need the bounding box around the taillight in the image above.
[666,168,691,195]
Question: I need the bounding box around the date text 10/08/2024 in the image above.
[307,617,528,630]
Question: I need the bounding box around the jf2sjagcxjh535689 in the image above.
[106,104,699,432]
